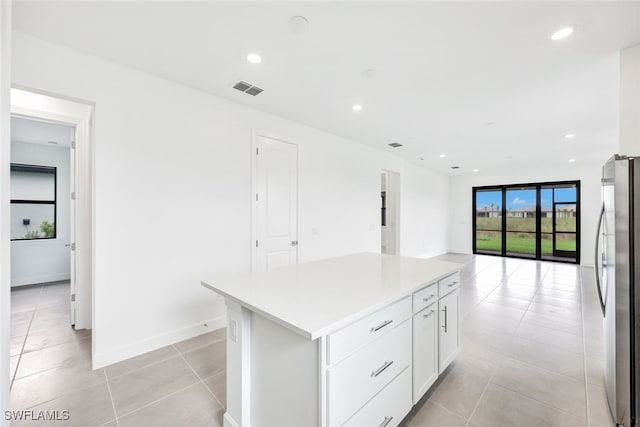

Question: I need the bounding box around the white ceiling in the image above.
[12,1,640,174]
[11,116,73,148]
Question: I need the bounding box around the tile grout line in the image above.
[102,336,226,383]
[114,382,203,421]
[104,370,121,427]
[492,382,587,422]
[465,261,559,424]
[173,344,226,410]
[579,267,591,427]
[10,284,44,390]
[464,260,533,424]
[427,398,470,423]
[504,263,590,422]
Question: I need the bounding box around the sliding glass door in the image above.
[473,181,580,264]
[541,183,578,261]
[474,189,502,255]
[505,186,537,258]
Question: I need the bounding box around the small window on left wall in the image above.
[10,163,57,240]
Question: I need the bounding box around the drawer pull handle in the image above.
[423,310,435,318]
[371,360,394,377]
[422,294,436,302]
[442,306,448,332]
[447,282,458,287]
[370,319,393,333]
[379,416,393,427]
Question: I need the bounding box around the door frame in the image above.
[10,87,94,329]
[250,130,299,272]
[472,180,581,264]
[552,201,578,259]
[381,169,401,255]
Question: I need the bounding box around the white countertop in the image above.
[201,253,463,340]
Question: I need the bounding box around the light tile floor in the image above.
[9,254,613,427]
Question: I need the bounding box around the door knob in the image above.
[291,240,299,247]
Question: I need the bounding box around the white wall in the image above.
[400,163,450,259]
[10,140,71,286]
[449,161,604,267]
[11,32,450,368]
[620,44,640,155]
[0,1,10,423]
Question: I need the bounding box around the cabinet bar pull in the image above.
[379,416,393,427]
[370,319,393,333]
[423,310,435,318]
[422,294,436,302]
[447,282,458,287]
[442,306,448,332]
[371,360,394,377]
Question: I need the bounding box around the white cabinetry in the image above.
[412,271,460,403]
[438,279,460,373]
[343,368,412,427]
[412,302,438,403]
[327,301,412,427]
[202,253,463,427]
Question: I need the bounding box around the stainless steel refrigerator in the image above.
[595,155,640,427]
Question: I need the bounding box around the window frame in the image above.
[472,180,580,264]
[10,163,58,241]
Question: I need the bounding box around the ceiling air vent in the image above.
[388,142,403,148]
[233,81,264,96]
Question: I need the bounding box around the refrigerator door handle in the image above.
[594,203,606,316]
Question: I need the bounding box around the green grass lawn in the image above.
[476,217,576,233]
[476,216,576,255]
[476,234,576,254]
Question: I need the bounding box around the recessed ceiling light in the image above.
[289,16,310,33]
[473,169,479,172]
[569,158,576,163]
[565,133,575,139]
[551,26,575,41]
[439,154,446,158]
[247,53,262,64]
[352,104,363,111]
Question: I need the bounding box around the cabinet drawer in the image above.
[412,283,437,313]
[328,319,411,427]
[327,297,411,365]
[343,367,412,427]
[438,271,460,297]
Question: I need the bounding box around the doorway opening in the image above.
[381,170,400,255]
[9,88,93,392]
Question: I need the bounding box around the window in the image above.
[10,164,57,240]
[473,181,580,263]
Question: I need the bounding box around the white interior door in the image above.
[254,136,298,272]
[68,127,76,326]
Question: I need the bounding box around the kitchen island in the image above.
[201,252,463,427]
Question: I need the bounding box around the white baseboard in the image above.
[11,272,71,287]
[92,315,227,369]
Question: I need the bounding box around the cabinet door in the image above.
[438,289,459,373]
[412,303,438,403]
